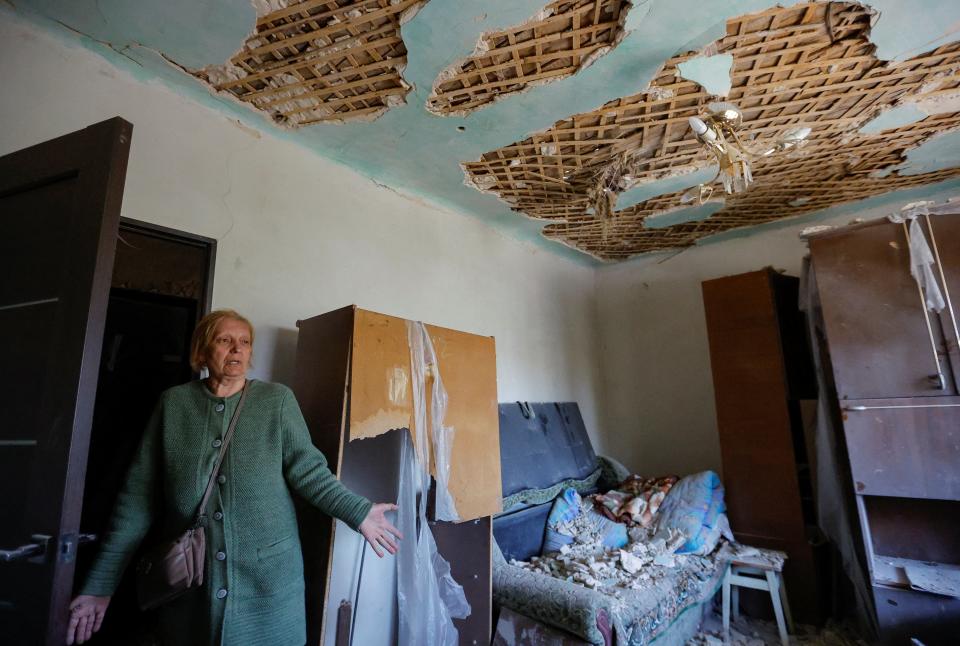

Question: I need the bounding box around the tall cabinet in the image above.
[807,213,960,644]
[292,306,502,646]
[703,268,826,624]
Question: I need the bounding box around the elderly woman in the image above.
[67,309,401,645]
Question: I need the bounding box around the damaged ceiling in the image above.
[9,0,960,263]
[465,2,960,259]
[427,0,632,117]
[198,0,428,125]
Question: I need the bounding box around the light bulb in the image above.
[688,117,708,135]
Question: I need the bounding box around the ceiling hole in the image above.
[457,126,466,132]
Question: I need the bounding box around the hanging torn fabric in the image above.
[406,320,459,521]
[888,201,946,312]
[397,321,470,646]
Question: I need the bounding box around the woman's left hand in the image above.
[359,503,403,557]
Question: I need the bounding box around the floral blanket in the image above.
[591,475,678,527]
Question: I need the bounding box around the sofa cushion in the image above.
[542,488,627,555]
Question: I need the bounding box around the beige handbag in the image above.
[136,382,248,610]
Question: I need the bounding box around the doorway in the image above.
[74,219,215,643]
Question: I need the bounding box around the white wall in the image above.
[0,15,606,451]
[595,185,960,477]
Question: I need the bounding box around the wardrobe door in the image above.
[810,220,956,399]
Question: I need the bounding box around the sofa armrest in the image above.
[493,558,614,645]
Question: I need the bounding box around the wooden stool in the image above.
[718,544,794,646]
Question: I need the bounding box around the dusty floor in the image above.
[687,610,868,646]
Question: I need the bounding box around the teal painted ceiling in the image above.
[9,0,960,263]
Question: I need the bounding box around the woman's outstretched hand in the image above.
[358,503,403,557]
[66,595,110,645]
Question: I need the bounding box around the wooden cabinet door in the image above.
[703,270,807,542]
[841,396,960,500]
[810,220,955,399]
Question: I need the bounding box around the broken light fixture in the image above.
[687,102,811,197]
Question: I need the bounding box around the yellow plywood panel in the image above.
[426,324,502,520]
[347,308,501,520]
[349,309,413,440]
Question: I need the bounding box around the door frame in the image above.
[117,217,217,315]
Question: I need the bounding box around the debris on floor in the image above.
[687,610,868,646]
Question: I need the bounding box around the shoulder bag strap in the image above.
[194,380,249,526]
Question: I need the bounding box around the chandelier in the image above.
[570,101,810,231]
[687,102,811,197]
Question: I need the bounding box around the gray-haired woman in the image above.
[66,309,401,645]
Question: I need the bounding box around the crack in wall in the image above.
[52,18,143,67]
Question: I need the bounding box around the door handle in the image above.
[0,533,96,564]
[0,535,52,563]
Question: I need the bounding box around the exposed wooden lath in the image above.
[427,0,632,116]
[197,0,426,125]
[462,2,960,260]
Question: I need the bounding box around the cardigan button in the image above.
[215,403,225,413]
[213,511,223,521]
[212,439,223,448]
[217,475,227,485]
[216,588,228,599]
[215,551,226,561]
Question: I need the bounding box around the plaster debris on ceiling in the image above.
[860,84,960,134]
[877,129,960,178]
[426,0,633,117]
[461,1,960,261]
[195,0,427,126]
[675,53,733,97]
[643,200,725,229]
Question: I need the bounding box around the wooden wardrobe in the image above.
[292,306,502,646]
[703,268,826,624]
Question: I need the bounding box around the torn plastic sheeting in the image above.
[396,430,470,646]
[407,320,459,522]
[888,202,946,312]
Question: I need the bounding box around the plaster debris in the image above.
[676,53,734,97]
[647,85,675,101]
[427,1,635,116]
[250,0,295,14]
[540,143,559,156]
[463,172,499,192]
[510,527,696,598]
[689,610,867,646]
[859,89,960,135]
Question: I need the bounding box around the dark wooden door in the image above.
[810,219,956,399]
[0,118,132,645]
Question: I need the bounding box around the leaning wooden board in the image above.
[294,305,500,645]
[348,307,501,521]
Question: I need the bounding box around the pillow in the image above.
[542,487,627,555]
[653,471,728,555]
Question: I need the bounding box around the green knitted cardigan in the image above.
[81,379,372,645]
